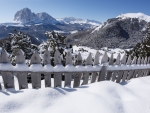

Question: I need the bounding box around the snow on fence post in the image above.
[111,53,121,82]
[43,49,51,87]
[82,52,93,85]
[122,55,132,82]
[73,52,82,88]
[54,49,62,87]
[133,56,141,78]
[16,49,28,89]
[127,56,137,80]
[98,51,108,81]
[116,53,127,83]
[91,51,100,83]
[0,48,15,89]
[106,53,114,80]
[30,52,41,88]
[64,51,73,87]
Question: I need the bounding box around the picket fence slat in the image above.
[30,52,41,88]
[82,53,93,85]
[16,49,28,89]
[111,53,121,82]
[73,52,82,88]
[64,51,72,87]
[54,49,62,87]
[127,56,137,80]
[1,48,14,89]
[91,51,100,83]
[116,53,126,83]
[43,49,51,87]
[106,53,113,80]
[98,51,108,81]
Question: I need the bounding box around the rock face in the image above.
[14,8,59,24]
[14,8,41,24]
[66,14,149,49]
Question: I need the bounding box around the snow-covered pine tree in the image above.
[40,31,67,66]
[8,29,38,65]
[126,23,150,58]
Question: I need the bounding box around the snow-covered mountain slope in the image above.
[0,75,150,113]
[117,12,150,22]
[67,12,149,49]
[36,12,59,24]
[92,13,150,33]
[57,17,101,26]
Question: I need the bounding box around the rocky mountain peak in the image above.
[14,8,41,24]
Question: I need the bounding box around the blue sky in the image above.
[0,0,150,23]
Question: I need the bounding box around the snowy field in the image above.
[72,45,129,60]
[0,76,150,113]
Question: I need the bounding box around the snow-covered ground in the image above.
[72,45,129,60]
[0,76,150,113]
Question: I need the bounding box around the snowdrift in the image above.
[0,76,150,113]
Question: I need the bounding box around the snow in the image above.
[0,76,150,113]
[117,12,150,22]
[73,45,126,60]
[56,17,101,27]
[70,30,78,34]
[91,24,102,33]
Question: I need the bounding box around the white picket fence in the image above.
[0,48,150,90]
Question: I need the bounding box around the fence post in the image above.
[54,49,62,87]
[43,49,51,87]
[30,52,41,88]
[98,51,108,81]
[73,52,82,88]
[16,49,28,89]
[82,52,93,85]
[91,51,100,83]
[1,48,14,89]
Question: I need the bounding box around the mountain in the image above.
[14,8,42,24]
[13,8,101,28]
[66,13,149,49]
[0,8,102,44]
[36,12,59,24]
[56,17,101,26]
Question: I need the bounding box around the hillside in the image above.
[66,13,149,49]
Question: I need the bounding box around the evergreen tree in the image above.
[8,30,38,65]
[39,31,67,66]
[126,23,150,58]
[45,31,66,55]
